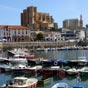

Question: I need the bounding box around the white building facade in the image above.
[44,32,62,42]
[0,25,30,42]
[78,30,85,40]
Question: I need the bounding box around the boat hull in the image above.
[8,82,37,88]
[72,85,84,88]
[51,83,68,88]
[1,80,37,88]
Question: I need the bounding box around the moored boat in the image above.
[71,73,84,88]
[67,56,88,68]
[72,85,84,88]
[42,66,66,78]
[8,57,27,65]
[51,82,68,88]
[8,48,34,59]
[66,68,79,75]
[27,58,43,66]
[37,76,51,87]
[79,67,88,75]
[0,77,38,88]
[42,59,54,67]
[11,64,29,74]
[0,63,11,73]
[42,66,60,76]
[0,57,27,65]
[24,65,42,76]
[0,57,9,63]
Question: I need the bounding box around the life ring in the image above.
[58,70,66,78]
[54,61,58,66]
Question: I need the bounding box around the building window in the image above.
[26,30,27,34]
[6,28,8,31]
[15,30,16,35]
[39,17,41,20]
[22,30,24,34]
[18,30,20,34]
[4,32,5,36]
[43,17,45,21]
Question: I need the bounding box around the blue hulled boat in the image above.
[72,85,84,88]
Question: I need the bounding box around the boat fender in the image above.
[54,61,58,66]
[58,70,65,78]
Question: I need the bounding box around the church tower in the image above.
[80,14,83,28]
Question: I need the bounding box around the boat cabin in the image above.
[13,77,27,85]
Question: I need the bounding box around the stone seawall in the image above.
[0,42,76,49]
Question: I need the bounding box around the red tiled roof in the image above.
[43,31,60,35]
[0,25,30,30]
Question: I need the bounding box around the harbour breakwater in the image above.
[0,42,76,49]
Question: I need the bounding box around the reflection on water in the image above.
[35,50,88,60]
[0,70,88,87]
[0,73,11,86]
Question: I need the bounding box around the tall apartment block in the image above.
[63,15,83,30]
[21,6,58,31]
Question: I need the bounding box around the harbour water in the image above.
[0,49,88,87]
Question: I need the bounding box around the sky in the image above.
[0,0,88,28]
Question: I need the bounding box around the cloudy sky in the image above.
[0,0,88,27]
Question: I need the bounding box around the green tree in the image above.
[50,27,59,31]
[36,33,44,40]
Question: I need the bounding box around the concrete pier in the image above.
[0,42,76,49]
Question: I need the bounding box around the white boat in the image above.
[50,66,60,69]
[27,65,42,70]
[0,77,38,88]
[8,57,27,65]
[11,64,29,73]
[24,65,42,74]
[13,51,34,59]
[8,48,28,55]
[67,56,88,67]
[70,56,87,63]
[77,57,88,66]
[66,68,79,75]
[51,82,68,88]
[0,57,9,62]
[0,57,27,65]
[0,63,11,72]
[8,48,34,59]
[79,67,88,75]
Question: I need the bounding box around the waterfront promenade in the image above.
[0,41,76,49]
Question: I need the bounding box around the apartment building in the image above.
[0,25,30,42]
[44,32,62,41]
[21,6,58,31]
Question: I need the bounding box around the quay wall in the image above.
[0,42,76,49]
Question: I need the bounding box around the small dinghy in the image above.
[72,85,84,88]
[72,73,84,88]
[51,82,68,88]
[0,77,38,88]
